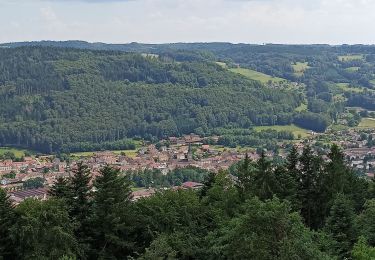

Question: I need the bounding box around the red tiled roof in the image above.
[182,181,204,189]
[10,188,47,200]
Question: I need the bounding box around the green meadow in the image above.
[0,147,34,158]
[357,118,375,128]
[336,83,364,93]
[230,68,285,84]
[253,124,311,139]
[295,103,308,112]
[292,62,310,76]
[338,54,364,62]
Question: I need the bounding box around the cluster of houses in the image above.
[321,128,375,177]
[0,134,260,203]
[3,130,375,204]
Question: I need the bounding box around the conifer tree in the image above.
[356,199,375,246]
[325,193,356,259]
[90,166,133,259]
[200,171,216,198]
[48,176,71,200]
[286,145,299,175]
[253,151,275,200]
[298,145,327,229]
[0,188,16,260]
[69,162,92,255]
[236,153,252,199]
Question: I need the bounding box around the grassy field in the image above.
[0,147,34,158]
[336,83,364,93]
[229,68,285,84]
[71,140,142,158]
[345,67,360,72]
[253,124,311,139]
[71,149,140,158]
[292,62,310,76]
[141,53,159,59]
[338,55,364,62]
[357,118,375,128]
[330,124,350,131]
[295,103,308,112]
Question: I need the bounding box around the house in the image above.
[181,181,204,190]
[132,188,156,201]
[9,188,48,204]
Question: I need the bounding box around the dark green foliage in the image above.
[297,146,326,229]
[48,176,71,199]
[0,47,303,153]
[10,199,79,260]
[0,188,16,260]
[69,163,92,223]
[253,151,276,200]
[208,197,332,260]
[89,166,133,259]
[200,171,216,198]
[294,112,330,132]
[23,177,44,189]
[325,194,357,258]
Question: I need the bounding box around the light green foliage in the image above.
[292,61,310,76]
[0,147,33,158]
[352,237,375,260]
[356,199,375,246]
[295,102,308,112]
[230,67,285,84]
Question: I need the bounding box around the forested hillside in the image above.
[0,47,303,153]
[2,42,375,153]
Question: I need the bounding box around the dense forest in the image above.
[0,47,303,153]
[1,145,375,259]
[1,42,375,153]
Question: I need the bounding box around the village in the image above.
[2,130,375,204]
[0,134,253,203]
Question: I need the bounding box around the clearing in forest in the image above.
[230,67,285,84]
[253,124,310,139]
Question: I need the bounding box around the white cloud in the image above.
[0,0,374,44]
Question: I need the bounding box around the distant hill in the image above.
[2,42,375,153]
[0,47,303,153]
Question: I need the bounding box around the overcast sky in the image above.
[0,0,374,44]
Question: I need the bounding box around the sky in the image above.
[0,0,374,44]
